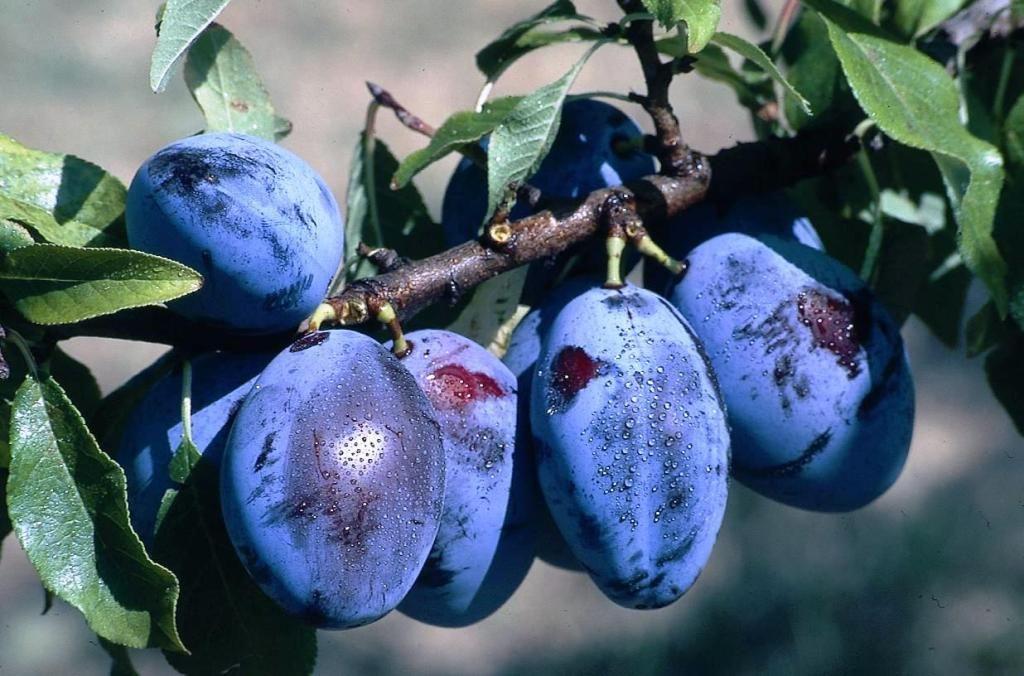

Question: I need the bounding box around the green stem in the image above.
[4,329,38,378]
[364,101,384,250]
[605,236,626,288]
[180,359,193,445]
[857,148,884,283]
[993,43,1015,127]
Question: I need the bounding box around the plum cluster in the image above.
[118,104,914,629]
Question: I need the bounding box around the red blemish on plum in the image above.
[547,346,605,412]
[797,289,862,378]
[425,364,504,411]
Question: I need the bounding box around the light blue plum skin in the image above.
[118,351,272,545]
[220,330,446,629]
[645,193,824,296]
[391,330,535,627]
[668,233,915,512]
[530,284,731,609]
[504,277,601,571]
[126,132,345,333]
[441,99,656,246]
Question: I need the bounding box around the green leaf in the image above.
[168,439,201,485]
[1005,92,1024,169]
[0,244,203,325]
[965,301,1005,356]
[476,0,591,79]
[643,0,720,51]
[447,267,530,356]
[808,0,1010,314]
[6,376,183,650]
[781,11,845,130]
[0,135,127,248]
[150,0,232,93]
[392,97,522,189]
[487,43,603,221]
[154,451,316,674]
[891,0,966,38]
[49,347,102,419]
[345,136,442,283]
[985,332,1024,435]
[184,23,285,140]
[0,220,34,253]
[710,32,811,114]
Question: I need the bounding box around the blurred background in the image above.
[1,1,1021,674]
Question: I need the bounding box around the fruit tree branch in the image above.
[308,125,859,331]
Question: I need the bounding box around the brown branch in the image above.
[311,126,860,330]
[618,0,693,176]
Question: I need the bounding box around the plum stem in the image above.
[377,302,410,357]
[180,359,193,444]
[604,235,626,289]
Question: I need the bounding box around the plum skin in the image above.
[668,233,915,512]
[117,351,272,545]
[645,193,824,296]
[530,284,730,609]
[441,98,656,246]
[126,132,345,333]
[220,329,446,629]
[391,330,535,627]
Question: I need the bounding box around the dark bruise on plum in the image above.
[668,233,915,512]
[220,330,445,629]
[126,132,345,333]
[393,330,536,627]
[531,284,730,609]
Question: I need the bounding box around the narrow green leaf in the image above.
[150,0,232,93]
[892,0,966,38]
[155,452,317,674]
[0,219,34,253]
[49,347,102,419]
[985,332,1024,435]
[476,0,591,79]
[0,135,127,248]
[0,244,203,325]
[7,376,183,650]
[487,43,604,221]
[345,137,442,284]
[184,23,284,140]
[965,301,1006,356]
[710,32,811,114]
[808,0,1010,313]
[393,97,522,189]
[168,440,201,485]
[447,267,530,356]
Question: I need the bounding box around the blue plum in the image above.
[503,277,601,572]
[441,99,656,246]
[391,330,535,627]
[220,330,446,628]
[668,233,914,511]
[531,284,731,608]
[645,193,824,296]
[117,351,272,545]
[126,132,345,333]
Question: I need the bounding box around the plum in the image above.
[118,351,272,544]
[645,193,824,296]
[503,277,601,572]
[126,132,345,333]
[441,98,656,246]
[219,330,446,628]
[390,330,535,627]
[668,233,914,511]
[531,284,730,609]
